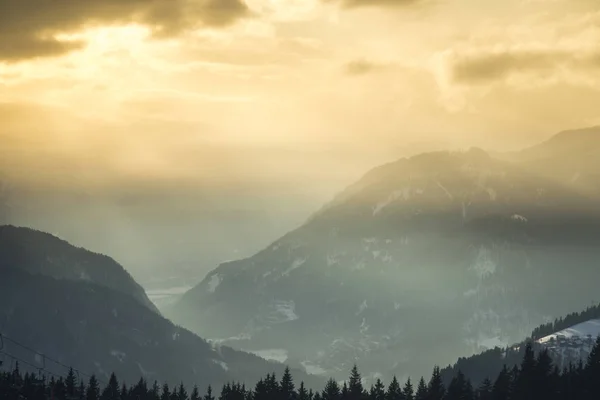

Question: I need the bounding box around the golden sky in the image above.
[2,0,600,193]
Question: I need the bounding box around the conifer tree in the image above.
[204,385,215,400]
[322,378,340,400]
[386,376,404,400]
[402,379,414,400]
[348,365,365,400]
[280,367,296,400]
[369,379,385,400]
[512,343,536,400]
[79,381,87,400]
[122,383,130,400]
[66,368,77,398]
[476,378,492,400]
[298,382,309,400]
[161,383,171,400]
[427,367,445,400]
[585,335,600,397]
[55,377,67,399]
[101,373,120,400]
[415,379,427,400]
[177,382,188,400]
[190,385,200,400]
[491,365,510,400]
[341,382,349,400]
[149,381,160,400]
[86,376,100,400]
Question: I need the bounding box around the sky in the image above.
[1,0,600,282]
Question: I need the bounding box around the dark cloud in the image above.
[450,48,598,84]
[344,59,379,75]
[0,0,250,62]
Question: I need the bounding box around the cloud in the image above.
[344,59,379,75]
[334,0,421,8]
[0,0,250,62]
[450,48,600,84]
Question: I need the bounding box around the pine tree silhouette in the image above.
[386,376,404,400]
[402,379,414,400]
[415,378,427,400]
[348,365,365,400]
[426,367,445,400]
[86,376,100,400]
[369,379,385,400]
[100,373,120,400]
[322,378,340,400]
[280,367,296,400]
[476,378,492,400]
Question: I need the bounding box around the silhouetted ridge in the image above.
[0,225,157,313]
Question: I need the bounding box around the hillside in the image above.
[0,225,157,313]
[169,127,600,382]
[441,303,600,386]
[0,228,320,390]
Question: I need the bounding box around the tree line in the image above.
[3,337,600,400]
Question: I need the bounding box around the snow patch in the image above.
[435,181,454,200]
[360,318,369,334]
[327,254,340,267]
[353,260,366,271]
[394,302,401,311]
[283,257,307,276]
[79,271,91,281]
[275,300,299,322]
[249,349,289,363]
[539,319,600,344]
[372,189,410,216]
[356,300,368,316]
[110,350,126,363]
[207,274,222,293]
[172,332,180,341]
[470,246,497,278]
[212,359,229,371]
[511,214,528,222]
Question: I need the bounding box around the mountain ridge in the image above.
[0,225,158,313]
[169,126,600,382]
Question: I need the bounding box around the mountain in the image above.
[0,228,320,390]
[168,127,600,382]
[0,225,157,313]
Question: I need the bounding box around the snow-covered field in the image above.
[538,319,600,343]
